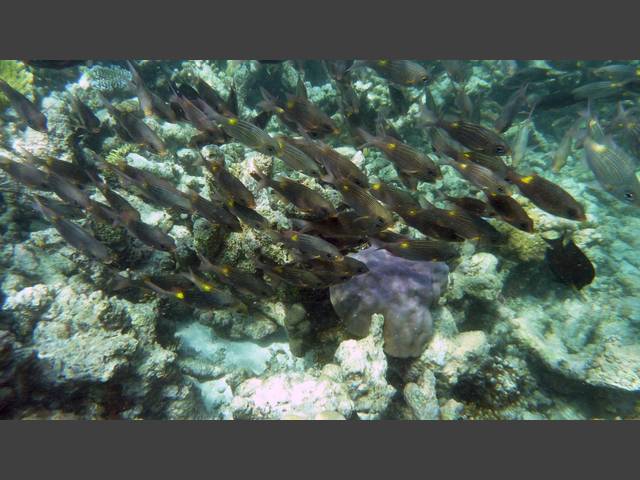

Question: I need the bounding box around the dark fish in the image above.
[335,78,360,118]
[259,84,338,138]
[544,233,595,290]
[388,84,411,116]
[397,206,464,242]
[420,202,504,243]
[273,136,324,177]
[205,156,256,208]
[145,276,242,310]
[269,229,344,262]
[256,256,327,289]
[47,173,92,208]
[225,200,271,230]
[249,158,336,218]
[70,95,101,134]
[172,91,220,134]
[324,60,354,82]
[371,233,459,262]
[290,210,373,243]
[0,156,51,190]
[503,66,557,87]
[583,135,640,207]
[362,60,430,86]
[208,109,280,155]
[485,191,534,232]
[591,64,640,81]
[335,178,395,230]
[100,95,166,154]
[453,84,474,120]
[24,60,85,69]
[0,79,48,132]
[443,195,495,218]
[198,254,274,298]
[421,106,510,156]
[119,211,176,252]
[33,198,112,261]
[24,154,91,186]
[441,60,472,84]
[304,255,369,280]
[194,78,236,117]
[85,199,119,225]
[494,83,529,133]
[91,175,141,223]
[369,178,421,214]
[506,170,586,221]
[126,61,176,123]
[31,195,83,219]
[185,191,242,232]
[358,129,441,186]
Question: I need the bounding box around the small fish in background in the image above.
[591,64,640,81]
[421,105,511,156]
[503,66,557,88]
[370,231,459,262]
[609,102,640,156]
[32,197,112,262]
[452,83,474,120]
[359,60,430,86]
[388,84,412,116]
[69,95,101,134]
[357,128,441,188]
[543,232,595,290]
[583,135,640,207]
[335,78,361,118]
[249,158,336,219]
[99,94,167,154]
[0,78,48,132]
[204,155,256,209]
[258,80,338,138]
[442,60,472,85]
[511,107,534,168]
[324,60,355,83]
[494,83,529,133]
[485,191,534,233]
[334,177,395,230]
[506,170,586,221]
[198,254,275,298]
[268,229,344,262]
[0,156,51,190]
[551,117,582,173]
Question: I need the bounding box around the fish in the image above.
[24,60,85,69]
[269,230,344,262]
[572,80,634,100]
[205,156,256,208]
[144,276,242,310]
[511,108,534,168]
[184,191,242,232]
[23,153,91,187]
[99,95,166,154]
[69,95,101,134]
[290,211,373,243]
[30,194,84,219]
[442,60,472,84]
[273,136,324,177]
[256,256,327,289]
[421,106,511,155]
[195,78,237,117]
[0,156,51,190]
[591,64,640,81]
[369,178,421,214]
[361,60,430,86]
[505,171,586,220]
[171,90,221,134]
[442,195,495,218]
[258,83,338,138]
[126,61,176,123]
[47,173,92,208]
[551,117,582,173]
[397,206,464,242]
[198,254,275,298]
[324,60,354,82]
[90,174,141,223]
[335,78,361,118]
[290,137,369,187]
[0,79,48,132]
[225,199,271,230]
[544,232,595,290]
[388,84,412,116]
[32,198,112,262]
[442,156,512,195]
[583,135,640,207]
[207,109,280,155]
[453,84,474,120]
[494,83,529,133]
[249,158,336,218]
[370,232,459,262]
[358,129,441,186]
[118,211,176,252]
[334,178,395,230]
[484,191,534,232]
[418,202,504,243]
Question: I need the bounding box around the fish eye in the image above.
[495,146,506,155]
[625,191,635,201]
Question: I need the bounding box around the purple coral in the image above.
[330,247,449,358]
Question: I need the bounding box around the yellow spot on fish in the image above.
[276,107,285,114]
[202,283,213,292]
[274,266,283,273]
[520,175,535,184]
[463,152,471,159]
[371,183,381,190]
[387,143,397,150]
[590,142,607,154]
[399,241,410,249]
[448,210,457,217]
[378,60,389,66]
[228,118,238,126]
[342,184,350,192]
[221,266,231,276]
[277,140,285,150]
[408,209,417,216]
[636,68,640,76]
[291,233,299,241]
[175,291,185,300]
[286,100,296,109]
[450,122,459,128]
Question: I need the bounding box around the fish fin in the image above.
[296,76,308,100]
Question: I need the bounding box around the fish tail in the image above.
[418,103,438,127]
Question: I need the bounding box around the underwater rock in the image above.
[2,283,53,341]
[440,399,464,420]
[447,252,504,302]
[230,372,353,420]
[330,247,449,358]
[332,314,396,420]
[404,369,440,420]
